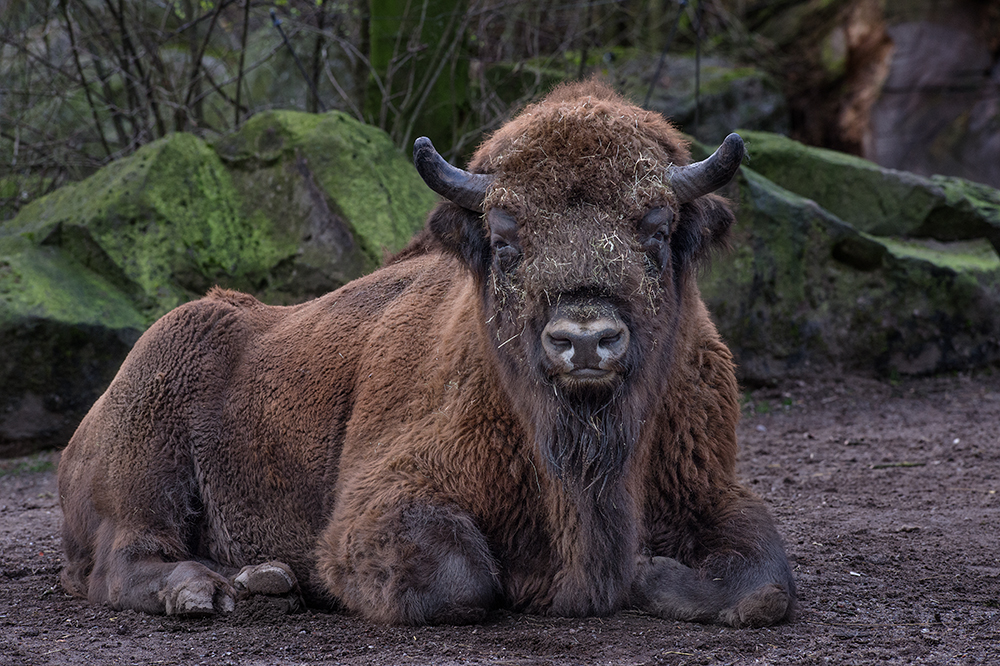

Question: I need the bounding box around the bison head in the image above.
[415,82,742,493]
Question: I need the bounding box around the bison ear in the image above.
[672,193,736,270]
[426,201,491,279]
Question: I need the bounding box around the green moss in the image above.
[7,133,297,320]
[925,175,1000,250]
[700,164,1000,378]
[740,130,1000,265]
[740,130,942,236]
[701,167,858,368]
[0,236,145,330]
[215,110,436,262]
[876,237,1000,274]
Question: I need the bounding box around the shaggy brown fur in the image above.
[59,81,795,627]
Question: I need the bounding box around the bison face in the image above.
[482,202,656,400]
[414,83,743,489]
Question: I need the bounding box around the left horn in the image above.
[667,133,745,204]
[413,137,494,213]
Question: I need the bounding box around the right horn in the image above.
[413,137,494,213]
[667,133,745,204]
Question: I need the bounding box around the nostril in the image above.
[546,333,573,352]
[542,327,577,369]
[596,324,629,363]
[600,331,622,347]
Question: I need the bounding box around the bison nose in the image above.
[541,318,630,375]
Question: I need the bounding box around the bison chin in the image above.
[534,382,641,497]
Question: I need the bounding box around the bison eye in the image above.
[638,207,673,256]
[488,209,521,273]
[492,239,521,273]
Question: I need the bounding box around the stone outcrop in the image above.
[700,131,1000,382]
[0,111,435,456]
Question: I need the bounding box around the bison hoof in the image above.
[169,584,236,616]
[160,561,237,616]
[720,584,791,628]
[233,561,298,596]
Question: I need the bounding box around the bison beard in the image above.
[526,380,648,615]
[537,383,636,497]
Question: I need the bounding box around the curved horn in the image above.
[667,132,745,203]
[413,137,494,213]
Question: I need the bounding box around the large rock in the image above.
[739,130,1000,250]
[0,110,435,456]
[868,3,1000,189]
[0,236,146,455]
[699,134,1000,382]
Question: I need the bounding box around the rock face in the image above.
[739,131,1000,250]
[0,111,435,457]
[700,131,1000,382]
[868,3,1000,189]
[744,0,1000,188]
[4,111,999,456]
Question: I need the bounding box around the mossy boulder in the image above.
[212,110,438,303]
[0,110,435,456]
[739,130,1000,251]
[700,166,1000,381]
[0,235,146,455]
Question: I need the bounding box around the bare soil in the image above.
[2,372,998,665]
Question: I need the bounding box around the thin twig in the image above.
[59,0,112,159]
[234,0,251,127]
[182,0,226,126]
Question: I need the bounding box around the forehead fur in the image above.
[471,82,694,305]
[472,81,691,217]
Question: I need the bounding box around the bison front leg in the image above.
[635,491,796,628]
[317,501,500,625]
[632,553,793,628]
[82,542,238,616]
[88,553,303,616]
[76,524,302,616]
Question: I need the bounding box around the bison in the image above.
[58,81,796,628]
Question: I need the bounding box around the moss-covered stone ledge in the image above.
[213,110,438,276]
[699,167,1000,381]
[739,130,1000,253]
[1,110,436,456]
[0,235,145,456]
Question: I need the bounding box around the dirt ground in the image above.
[1,372,998,665]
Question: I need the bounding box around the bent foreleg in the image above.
[317,501,501,625]
[636,490,796,627]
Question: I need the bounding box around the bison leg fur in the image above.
[632,553,793,628]
[87,545,304,616]
[318,502,500,625]
[87,546,237,617]
[634,494,796,627]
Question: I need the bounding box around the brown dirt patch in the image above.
[2,372,998,665]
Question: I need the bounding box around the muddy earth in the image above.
[2,372,998,665]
